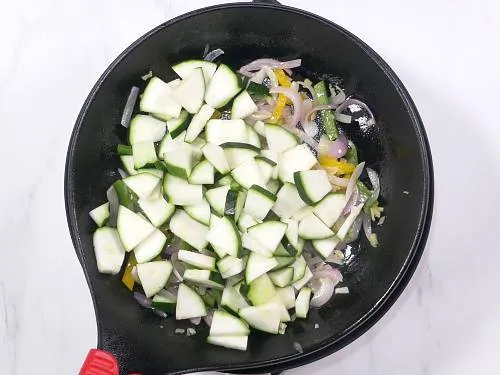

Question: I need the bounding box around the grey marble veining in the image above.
[1,0,499,374]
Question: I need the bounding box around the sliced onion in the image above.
[121,86,139,128]
[190,317,202,325]
[298,81,317,102]
[106,186,119,227]
[344,214,363,244]
[366,168,381,204]
[152,309,168,318]
[248,68,267,84]
[304,104,335,124]
[328,174,350,188]
[310,278,336,308]
[133,292,152,309]
[306,256,324,268]
[170,252,185,282]
[325,250,345,265]
[327,133,349,158]
[285,124,319,151]
[362,213,379,247]
[330,86,346,107]
[249,109,272,121]
[270,86,303,128]
[335,113,352,124]
[141,71,153,81]
[204,48,224,62]
[335,286,350,294]
[203,310,214,326]
[344,162,365,205]
[239,58,301,76]
[117,168,128,179]
[312,264,343,282]
[131,266,140,283]
[342,185,360,216]
[263,66,278,92]
[335,98,375,126]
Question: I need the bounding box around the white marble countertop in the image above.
[1,0,499,374]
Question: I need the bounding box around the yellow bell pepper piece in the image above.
[269,69,292,123]
[275,69,291,88]
[121,253,137,291]
[319,154,356,175]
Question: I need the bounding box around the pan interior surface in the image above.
[65,4,432,374]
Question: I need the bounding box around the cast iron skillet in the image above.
[65,1,433,374]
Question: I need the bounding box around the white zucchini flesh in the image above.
[313,193,346,227]
[222,144,259,170]
[336,203,364,240]
[176,283,207,319]
[89,202,110,227]
[139,78,182,120]
[243,185,276,221]
[138,168,164,179]
[166,110,190,138]
[290,256,307,283]
[183,269,224,289]
[202,143,230,174]
[253,120,266,136]
[295,287,312,318]
[163,174,203,206]
[239,302,282,334]
[162,142,196,179]
[277,144,317,183]
[184,198,211,226]
[231,90,257,119]
[205,185,230,216]
[172,59,217,85]
[242,233,273,257]
[205,119,248,145]
[207,335,248,351]
[246,126,262,148]
[298,211,335,240]
[93,227,126,275]
[134,229,167,263]
[247,221,288,253]
[292,266,313,291]
[185,104,215,142]
[255,157,275,184]
[231,158,266,189]
[292,206,314,222]
[132,141,157,169]
[137,260,173,297]
[277,286,296,309]
[178,249,216,270]
[217,256,245,279]
[237,213,259,232]
[210,310,250,336]
[294,170,332,205]
[206,216,241,258]
[169,210,209,251]
[272,183,307,219]
[264,123,299,153]
[171,68,205,114]
[117,206,156,251]
[129,115,168,145]
[138,196,175,227]
[281,218,299,247]
[246,273,277,306]
[188,159,215,185]
[245,252,279,284]
[120,155,137,176]
[205,64,241,108]
[123,173,160,199]
[221,285,249,313]
[269,267,294,288]
[312,236,340,259]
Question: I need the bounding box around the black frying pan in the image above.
[65,1,433,374]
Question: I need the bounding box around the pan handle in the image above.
[253,0,282,5]
[79,349,140,375]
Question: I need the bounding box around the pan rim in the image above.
[64,2,434,374]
